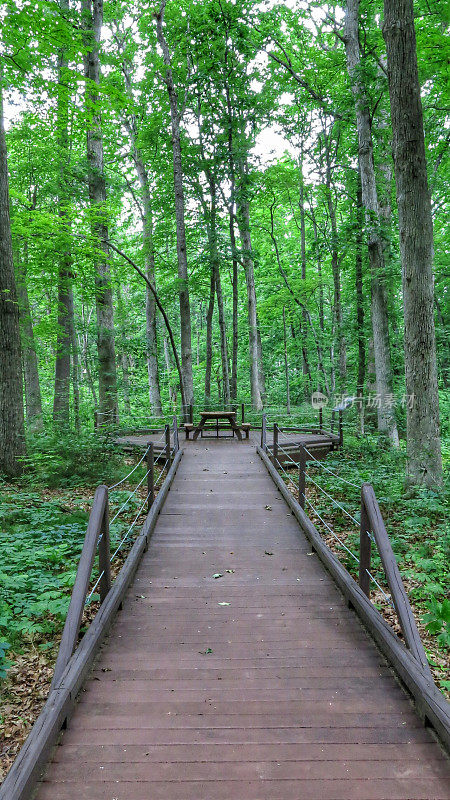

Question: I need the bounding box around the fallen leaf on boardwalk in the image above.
[213,573,223,579]
[218,602,230,606]
[199,648,213,655]
[265,505,272,511]
[226,569,235,573]
[203,468,209,472]
[264,551,273,556]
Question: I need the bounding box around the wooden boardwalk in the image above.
[35,439,449,799]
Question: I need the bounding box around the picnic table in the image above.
[192,411,243,441]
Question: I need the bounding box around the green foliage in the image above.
[284,429,450,662]
[23,430,124,487]
[423,600,450,651]
[0,493,88,652]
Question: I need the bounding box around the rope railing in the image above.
[51,419,181,688]
[108,489,153,566]
[271,454,394,605]
[109,467,152,524]
[108,445,151,490]
[261,416,432,679]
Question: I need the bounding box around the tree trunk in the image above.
[15,249,43,432]
[0,75,26,475]
[163,335,175,405]
[68,288,80,432]
[205,173,230,406]
[343,0,399,447]
[229,206,239,401]
[145,273,163,416]
[383,0,442,486]
[283,306,291,414]
[82,0,118,425]
[355,169,366,434]
[215,261,230,407]
[81,303,98,408]
[121,60,163,417]
[138,179,163,417]
[53,265,71,424]
[196,308,201,367]
[236,189,265,411]
[308,201,329,394]
[204,269,215,404]
[323,134,346,387]
[298,155,312,386]
[121,353,131,414]
[53,0,72,426]
[156,0,194,407]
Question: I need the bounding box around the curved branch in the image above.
[105,240,186,409]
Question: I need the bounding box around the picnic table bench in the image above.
[184,411,250,441]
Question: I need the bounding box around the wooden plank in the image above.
[10,440,449,800]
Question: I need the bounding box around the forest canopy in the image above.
[0,0,448,487]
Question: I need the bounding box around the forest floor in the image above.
[0,430,449,782]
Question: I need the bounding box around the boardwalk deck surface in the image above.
[36,439,449,799]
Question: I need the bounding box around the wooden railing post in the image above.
[52,485,108,688]
[361,483,432,678]
[146,442,154,512]
[173,415,179,453]
[261,413,267,451]
[273,423,279,468]
[98,494,111,604]
[359,491,371,598]
[319,407,323,431]
[339,410,343,448]
[165,424,171,468]
[241,403,245,424]
[189,403,193,424]
[298,446,306,509]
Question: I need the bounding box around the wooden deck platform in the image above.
[35,439,449,799]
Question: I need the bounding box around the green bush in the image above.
[23,430,124,488]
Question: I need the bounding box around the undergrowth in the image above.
[283,433,449,691]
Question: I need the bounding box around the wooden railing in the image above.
[258,427,450,750]
[52,420,179,689]
[0,417,183,800]
[359,483,432,678]
[51,485,110,688]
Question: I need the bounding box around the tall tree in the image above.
[236,156,266,410]
[383,0,443,486]
[16,246,44,432]
[155,0,194,409]
[355,168,366,434]
[118,52,163,416]
[53,0,73,424]
[82,0,118,423]
[343,0,399,446]
[0,73,26,475]
[322,127,346,388]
